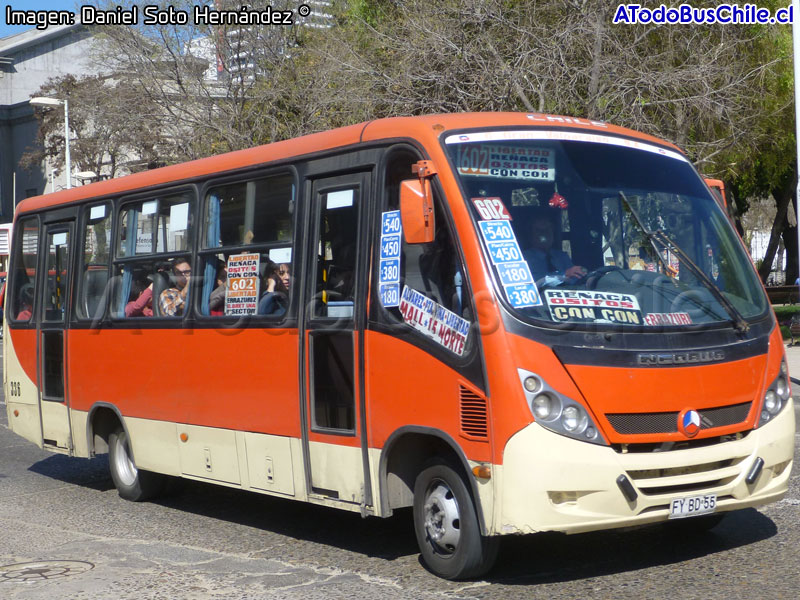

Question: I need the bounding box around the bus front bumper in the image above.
[493,399,795,536]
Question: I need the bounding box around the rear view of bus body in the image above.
[4,113,794,580]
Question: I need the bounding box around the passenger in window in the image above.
[258,262,290,316]
[16,283,34,320]
[159,258,191,316]
[125,278,154,317]
[209,265,227,316]
[523,213,586,283]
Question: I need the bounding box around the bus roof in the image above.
[16,112,682,216]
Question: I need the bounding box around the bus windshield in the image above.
[445,130,767,329]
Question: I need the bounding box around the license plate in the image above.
[668,494,717,519]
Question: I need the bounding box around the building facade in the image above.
[0,24,101,221]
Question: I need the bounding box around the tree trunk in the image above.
[586,17,604,119]
[758,171,798,283]
[782,186,799,287]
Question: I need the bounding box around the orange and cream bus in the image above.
[3,113,794,579]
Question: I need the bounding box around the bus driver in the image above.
[523,214,586,283]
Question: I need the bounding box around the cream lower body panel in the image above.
[6,400,43,449]
[4,330,43,449]
[495,400,795,536]
[68,410,387,515]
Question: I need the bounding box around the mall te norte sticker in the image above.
[544,289,642,325]
[398,286,470,356]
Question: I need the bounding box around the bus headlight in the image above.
[532,393,559,420]
[518,368,607,445]
[763,391,779,414]
[562,405,588,433]
[524,376,543,394]
[776,377,790,401]
[758,360,791,427]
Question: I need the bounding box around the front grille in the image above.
[611,432,750,454]
[606,402,752,435]
[607,412,678,434]
[626,456,747,496]
[701,403,752,428]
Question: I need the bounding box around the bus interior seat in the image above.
[151,270,172,317]
[82,267,109,319]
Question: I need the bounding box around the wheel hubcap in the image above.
[113,432,137,486]
[423,480,461,554]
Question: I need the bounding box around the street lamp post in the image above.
[29,96,71,190]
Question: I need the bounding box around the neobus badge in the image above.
[678,409,702,438]
[637,350,725,366]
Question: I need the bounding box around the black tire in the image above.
[413,460,499,580]
[108,426,165,501]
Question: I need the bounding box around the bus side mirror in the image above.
[400,179,435,244]
[704,177,727,207]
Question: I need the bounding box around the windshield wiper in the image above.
[619,192,749,333]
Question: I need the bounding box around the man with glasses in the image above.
[159,258,191,316]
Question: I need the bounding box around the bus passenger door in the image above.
[301,172,372,509]
[37,222,74,452]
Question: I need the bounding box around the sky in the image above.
[2,2,88,39]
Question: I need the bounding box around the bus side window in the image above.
[9,217,39,323]
[77,203,112,321]
[199,173,295,318]
[113,192,194,319]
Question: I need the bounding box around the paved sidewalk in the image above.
[785,342,800,383]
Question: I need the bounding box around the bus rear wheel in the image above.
[108,426,164,501]
[412,460,498,580]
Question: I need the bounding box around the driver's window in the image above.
[378,150,474,357]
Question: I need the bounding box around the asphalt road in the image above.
[1,342,799,599]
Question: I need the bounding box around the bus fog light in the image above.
[524,376,542,393]
[533,393,557,420]
[562,405,587,433]
[764,390,780,415]
[585,426,597,440]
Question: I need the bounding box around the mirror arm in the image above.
[412,160,437,230]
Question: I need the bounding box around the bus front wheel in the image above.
[412,460,498,580]
[108,426,164,501]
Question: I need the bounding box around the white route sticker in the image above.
[398,286,470,356]
[545,289,642,325]
[456,144,555,181]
